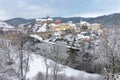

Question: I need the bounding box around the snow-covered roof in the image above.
[30,34,43,41]
[43,40,55,44]
[92,23,100,26]
[67,46,81,50]
[80,21,91,26]
[33,23,47,32]
[50,23,56,26]
[36,18,53,22]
[69,23,76,27]
[36,18,46,22]
[76,33,90,40]
[47,18,53,21]
[53,31,62,36]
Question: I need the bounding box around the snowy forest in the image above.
[0,26,119,80]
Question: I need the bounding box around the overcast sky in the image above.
[0,0,120,19]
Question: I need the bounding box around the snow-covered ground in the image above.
[26,54,102,80]
[117,76,120,80]
[0,21,15,31]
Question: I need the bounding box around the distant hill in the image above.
[5,17,90,27]
[53,17,92,23]
[87,13,120,27]
[5,18,35,27]
[5,13,120,27]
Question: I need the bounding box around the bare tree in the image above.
[15,33,30,80]
[93,28,120,80]
[35,71,44,80]
[50,43,66,80]
[38,47,49,80]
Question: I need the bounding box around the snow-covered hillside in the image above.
[26,54,103,80]
[0,21,15,31]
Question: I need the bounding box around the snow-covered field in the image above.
[26,54,103,80]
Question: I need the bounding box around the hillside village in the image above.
[0,16,102,50]
[33,16,101,32]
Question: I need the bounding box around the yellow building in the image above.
[88,23,100,31]
[51,24,71,31]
